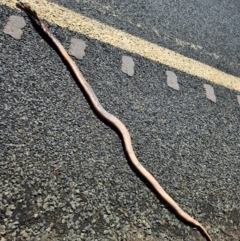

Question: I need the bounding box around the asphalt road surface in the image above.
[0,1,239,241]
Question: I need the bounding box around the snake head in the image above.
[16,1,29,10]
[16,1,41,26]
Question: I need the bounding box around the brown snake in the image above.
[16,2,212,241]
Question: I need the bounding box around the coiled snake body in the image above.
[16,2,212,241]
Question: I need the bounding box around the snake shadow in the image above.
[24,11,209,240]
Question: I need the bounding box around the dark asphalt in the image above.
[49,0,240,77]
[0,1,240,241]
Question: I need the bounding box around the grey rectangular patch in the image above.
[203,84,216,103]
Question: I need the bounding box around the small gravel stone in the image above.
[0,225,6,235]
[21,230,28,238]
[5,209,13,217]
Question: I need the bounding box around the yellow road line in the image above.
[1,0,240,92]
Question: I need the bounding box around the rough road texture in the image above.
[0,3,240,241]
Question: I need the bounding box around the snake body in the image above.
[16,2,212,241]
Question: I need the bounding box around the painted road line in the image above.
[1,0,240,92]
[122,56,135,77]
[3,15,26,39]
[165,71,180,91]
[237,95,240,106]
[204,84,217,103]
